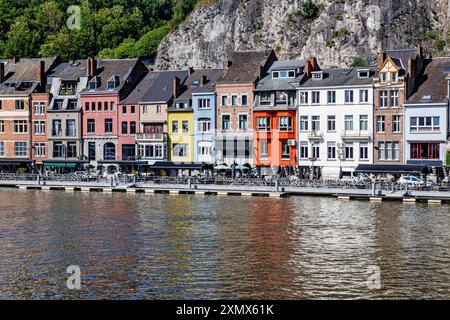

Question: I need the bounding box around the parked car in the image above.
[399,176,433,187]
[74,171,95,181]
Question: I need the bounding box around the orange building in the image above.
[253,58,318,176]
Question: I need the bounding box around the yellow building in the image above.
[168,109,194,162]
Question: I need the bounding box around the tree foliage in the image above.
[0,0,199,60]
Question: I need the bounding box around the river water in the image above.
[0,189,448,300]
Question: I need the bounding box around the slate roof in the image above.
[300,67,376,88]
[406,58,450,105]
[386,48,418,70]
[217,50,275,84]
[82,59,140,93]
[49,60,87,81]
[0,57,57,95]
[255,60,308,91]
[175,69,225,101]
[122,70,188,105]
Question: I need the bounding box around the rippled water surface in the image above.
[0,189,449,299]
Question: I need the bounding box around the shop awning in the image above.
[355,164,430,175]
[43,161,88,168]
[150,161,211,171]
[0,159,33,166]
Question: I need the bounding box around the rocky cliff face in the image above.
[156,0,450,69]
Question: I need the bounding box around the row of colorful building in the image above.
[0,45,449,177]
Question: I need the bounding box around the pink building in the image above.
[80,58,148,169]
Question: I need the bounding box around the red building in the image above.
[253,58,317,176]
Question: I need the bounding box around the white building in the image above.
[403,58,450,167]
[296,68,376,178]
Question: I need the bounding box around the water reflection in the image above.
[0,189,448,299]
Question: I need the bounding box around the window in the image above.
[311,116,320,131]
[130,105,135,114]
[67,100,77,110]
[14,142,27,157]
[312,72,323,80]
[359,90,368,103]
[312,144,320,159]
[130,122,136,134]
[0,101,2,110]
[275,91,289,105]
[327,142,336,160]
[34,102,45,115]
[256,116,270,131]
[91,102,95,111]
[391,72,398,83]
[300,92,308,104]
[97,102,102,111]
[52,120,62,136]
[344,143,354,160]
[66,119,76,137]
[379,90,388,107]
[358,70,369,78]
[222,95,228,106]
[173,144,188,157]
[110,102,115,112]
[53,100,64,110]
[0,120,4,133]
[359,115,368,131]
[300,116,309,131]
[278,117,292,131]
[345,115,353,131]
[34,121,45,135]
[360,143,368,160]
[260,140,268,159]
[156,105,161,114]
[34,143,45,158]
[242,95,248,106]
[67,142,77,158]
[0,141,4,157]
[327,91,336,104]
[104,101,109,111]
[231,96,238,106]
[199,99,211,109]
[222,115,231,131]
[14,120,28,134]
[410,143,440,160]
[300,142,308,159]
[312,91,320,104]
[88,142,96,160]
[393,115,401,133]
[104,143,116,161]
[172,121,179,134]
[390,90,399,108]
[378,141,400,160]
[85,102,89,112]
[104,119,113,133]
[377,116,385,133]
[122,105,127,114]
[281,141,290,160]
[198,118,211,133]
[182,121,189,133]
[15,100,24,110]
[260,92,271,105]
[345,90,354,103]
[327,115,336,131]
[121,121,128,135]
[380,72,387,83]
[87,119,95,133]
[239,114,248,131]
[410,116,440,132]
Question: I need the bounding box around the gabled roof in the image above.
[82,59,141,93]
[175,69,225,101]
[300,67,376,88]
[406,58,450,105]
[255,60,308,91]
[218,50,275,84]
[386,48,418,70]
[122,70,188,105]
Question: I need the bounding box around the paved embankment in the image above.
[1,179,450,204]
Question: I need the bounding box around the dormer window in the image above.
[107,76,120,90]
[312,71,323,81]
[391,72,398,83]
[89,76,100,90]
[272,71,280,79]
[380,72,387,83]
[357,69,369,79]
[272,70,296,79]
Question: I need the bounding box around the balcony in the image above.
[307,131,323,141]
[341,130,372,141]
[136,133,167,142]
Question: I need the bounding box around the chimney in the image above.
[188,67,194,76]
[201,75,207,85]
[0,62,5,83]
[173,76,181,98]
[308,56,318,71]
[304,61,311,78]
[376,52,386,69]
[87,57,97,78]
[36,60,46,86]
[416,44,423,58]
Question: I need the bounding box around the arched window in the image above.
[104,143,116,161]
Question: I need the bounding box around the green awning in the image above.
[44,163,77,168]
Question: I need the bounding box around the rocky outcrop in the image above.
[156,0,450,69]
